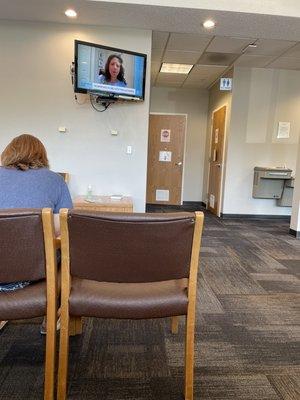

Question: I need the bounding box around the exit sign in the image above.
[220,78,232,91]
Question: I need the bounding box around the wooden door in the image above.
[146,114,186,205]
[207,106,226,215]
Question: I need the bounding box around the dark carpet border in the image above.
[289,228,300,238]
[221,213,291,221]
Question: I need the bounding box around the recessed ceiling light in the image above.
[203,19,215,29]
[160,63,193,74]
[65,9,77,18]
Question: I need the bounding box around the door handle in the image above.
[216,163,221,167]
[175,161,183,166]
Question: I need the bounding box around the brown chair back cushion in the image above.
[68,211,195,283]
[0,209,46,283]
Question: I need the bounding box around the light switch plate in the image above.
[126,145,132,154]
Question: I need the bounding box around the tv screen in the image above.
[74,40,147,100]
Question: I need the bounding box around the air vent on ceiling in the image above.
[198,52,239,66]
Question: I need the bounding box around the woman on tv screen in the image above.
[97,54,127,87]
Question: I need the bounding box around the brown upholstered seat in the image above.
[0,209,58,400]
[57,210,204,400]
[69,277,189,319]
[0,279,47,320]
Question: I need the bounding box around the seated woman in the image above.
[97,54,127,87]
[0,133,73,293]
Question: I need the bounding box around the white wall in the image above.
[150,87,209,201]
[0,20,152,211]
[290,142,300,231]
[223,67,300,215]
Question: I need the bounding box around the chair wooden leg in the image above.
[184,313,195,400]
[0,320,8,330]
[69,317,76,336]
[171,316,179,334]
[44,309,56,399]
[75,317,82,335]
[69,316,82,336]
[57,310,70,400]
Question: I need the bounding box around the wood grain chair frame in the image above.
[42,208,59,400]
[56,172,70,184]
[0,208,58,400]
[57,209,204,400]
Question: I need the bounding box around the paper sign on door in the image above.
[212,149,217,162]
[215,128,219,144]
[156,189,169,201]
[160,129,171,142]
[159,151,172,162]
[209,194,215,208]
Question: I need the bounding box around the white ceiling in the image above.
[1,1,300,41]
[1,0,300,89]
[95,0,300,19]
[152,32,300,89]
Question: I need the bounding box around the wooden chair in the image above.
[56,172,70,184]
[0,208,58,400]
[57,209,204,400]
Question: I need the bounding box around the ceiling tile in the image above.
[183,80,208,89]
[163,50,201,64]
[151,71,159,85]
[152,31,169,49]
[282,43,300,58]
[189,65,219,78]
[167,33,211,52]
[151,61,162,84]
[156,72,187,84]
[267,57,300,70]
[151,75,157,85]
[151,61,161,75]
[187,65,227,82]
[198,52,239,66]
[155,81,183,88]
[244,39,297,56]
[152,48,164,62]
[206,36,256,54]
[234,54,276,67]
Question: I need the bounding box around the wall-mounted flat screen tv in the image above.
[74,40,147,101]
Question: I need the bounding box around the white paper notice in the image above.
[160,129,171,142]
[277,122,290,139]
[209,194,215,209]
[156,189,169,201]
[159,151,172,162]
[212,149,217,162]
[215,128,219,144]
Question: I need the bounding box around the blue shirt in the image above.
[0,167,73,213]
[0,167,73,291]
[97,74,127,87]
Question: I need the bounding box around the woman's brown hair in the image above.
[1,134,49,171]
[102,54,126,84]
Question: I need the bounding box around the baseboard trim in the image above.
[289,228,300,238]
[221,213,291,221]
[182,201,206,208]
[146,201,205,211]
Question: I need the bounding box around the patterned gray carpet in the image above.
[0,211,299,399]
